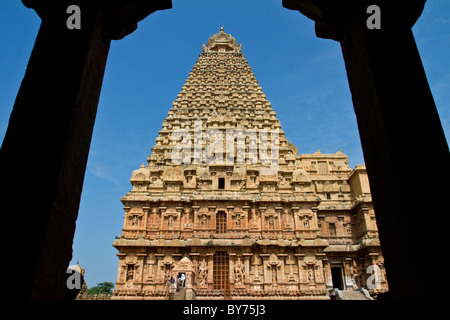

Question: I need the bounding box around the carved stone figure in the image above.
[308,269,315,283]
[168,216,174,229]
[303,217,310,228]
[126,266,134,282]
[198,260,208,286]
[131,215,139,227]
[235,214,241,228]
[234,259,245,285]
[268,216,274,229]
[271,266,277,283]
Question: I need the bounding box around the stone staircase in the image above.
[173,287,186,300]
[337,290,371,300]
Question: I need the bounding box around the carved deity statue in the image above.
[198,260,208,286]
[126,266,134,282]
[271,266,277,283]
[268,216,275,229]
[345,223,352,234]
[120,265,127,282]
[131,215,139,227]
[168,216,174,229]
[235,215,242,228]
[234,259,245,284]
[200,215,208,227]
[303,217,310,228]
[308,269,315,283]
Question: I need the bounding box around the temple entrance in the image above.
[213,251,230,291]
[331,267,344,290]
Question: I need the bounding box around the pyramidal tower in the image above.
[112,28,387,300]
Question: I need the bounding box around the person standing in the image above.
[169,276,175,293]
[180,273,186,287]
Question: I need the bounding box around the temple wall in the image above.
[112,29,388,300]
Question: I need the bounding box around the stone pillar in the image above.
[159,207,167,230]
[151,207,159,230]
[259,254,270,289]
[123,207,131,229]
[142,207,150,232]
[192,205,200,229]
[154,254,166,284]
[176,207,183,231]
[243,253,252,285]
[185,268,196,300]
[277,254,287,284]
[183,207,192,230]
[1,2,113,300]
[311,206,319,233]
[295,253,305,290]
[227,206,234,230]
[243,205,250,230]
[136,253,147,289]
[116,253,127,285]
[229,253,236,287]
[208,206,216,230]
[189,253,200,286]
[275,207,283,233]
[0,0,171,300]
[358,207,368,233]
[292,207,300,234]
[322,258,333,289]
[282,0,447,299]
[315,253,326,287]
[259,207,266,231]
[206,253,214,287]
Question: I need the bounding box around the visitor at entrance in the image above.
[176,274,181,292]
[169,276,175,293]
[180,273,186,287]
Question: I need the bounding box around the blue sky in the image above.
[1,1,449,289]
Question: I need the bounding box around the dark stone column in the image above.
[0,0,171,299]
[283,0,449,299]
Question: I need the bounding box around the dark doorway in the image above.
[213,251,230,290]
[218,177,225,190]
[331,267,344,290]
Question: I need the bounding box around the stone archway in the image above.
[171,256,196,300]
[0,0,447,300]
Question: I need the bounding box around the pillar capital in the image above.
[284,0,448,299]
[282,0,426,41]
[22,0,172,40]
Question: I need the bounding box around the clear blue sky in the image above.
[1,1,449,289]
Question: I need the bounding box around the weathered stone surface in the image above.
[112,28,388,300]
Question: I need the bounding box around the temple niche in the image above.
[112,28,388,300]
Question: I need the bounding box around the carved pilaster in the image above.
[192,205,200,228]
[159,207,167,230]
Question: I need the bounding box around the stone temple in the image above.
[112,28,388,300]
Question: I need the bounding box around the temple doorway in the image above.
[331,267,344,290]
[213,251,230,291]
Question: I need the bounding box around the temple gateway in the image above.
[112,28,388,300]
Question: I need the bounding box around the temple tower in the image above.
[112,28,388,300]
